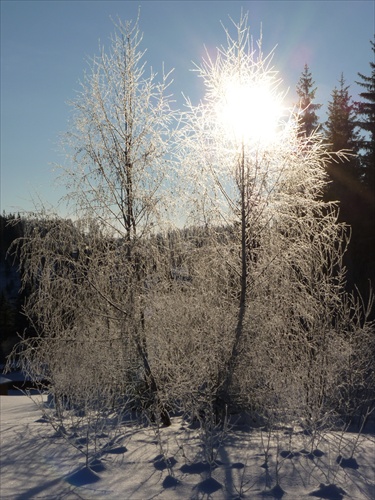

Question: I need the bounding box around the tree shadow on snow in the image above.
[66,466,101,487]
[193,477,223,495]
[280,450,300,459]
[152,453,177,471]
[162,474,180,488]
[336,455,359,469]
[300,448,325,460]
[309,483,347,500]
[180,461,212,474]
[14,477,71,500]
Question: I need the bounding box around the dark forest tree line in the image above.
[0,214,29,362]
[296,39,375,305]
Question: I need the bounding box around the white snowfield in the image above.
[1,394,374,499]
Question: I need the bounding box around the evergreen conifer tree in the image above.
[353,39,375,315]
[355,38,375,191]
[325,72,374,311]
[296,64,322,136]
[324,74,361,195]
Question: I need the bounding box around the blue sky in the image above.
[1,0,374,214]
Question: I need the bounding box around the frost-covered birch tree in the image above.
[9,15,178,428]
[179,13,374,426]
[61,15,178,426]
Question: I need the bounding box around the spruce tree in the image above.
[354,39,375,316]
[355,38,375,191]
[325,72,374,311]
[323,74,361,289]
[296,64,322,136]
[324,74,361,189]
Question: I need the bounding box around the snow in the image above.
[1,394,374,499]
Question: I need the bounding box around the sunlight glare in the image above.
[216,78,284,145]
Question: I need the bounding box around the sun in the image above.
[215,77,285,145]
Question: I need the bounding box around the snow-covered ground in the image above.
[1,394,374,499]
